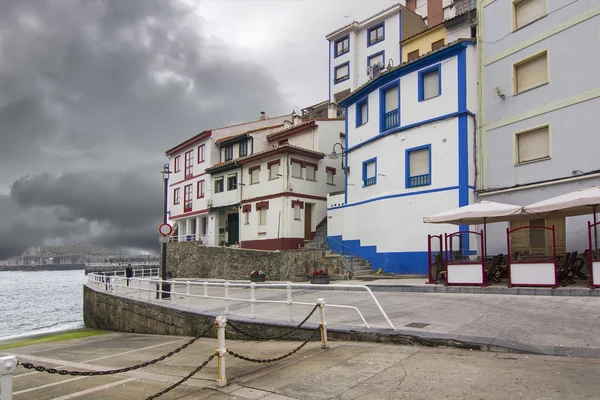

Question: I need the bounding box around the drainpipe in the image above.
[475,0,484,190]
[238,161,243,248]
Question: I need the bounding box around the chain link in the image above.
[145,353,216,400]
[18,324,213,376]
[227,303,319,341]
[227,328,320,364]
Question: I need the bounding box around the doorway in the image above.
[304,203,313,240]
[227,212,239,245]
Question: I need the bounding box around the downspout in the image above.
[238,159,243,248]
[475,0,484,190]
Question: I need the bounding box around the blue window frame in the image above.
[362,157,377,187]
[334,35,350,58]
[379,80,400,132]
[418,64,442,102]
[367,22,385,47]
[356,97,368,127]
[334,61,350,84]
[405,144,432,188]
[367,50,385,72]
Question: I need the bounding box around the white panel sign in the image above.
[447,264,483,285]
[510,263,556,285]
[593,261,600,286]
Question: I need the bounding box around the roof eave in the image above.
[166,130,212,156]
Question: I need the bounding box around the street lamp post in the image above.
[328,143,346,170]
[160,163,171,291]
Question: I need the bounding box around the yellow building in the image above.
[401,24,447,63]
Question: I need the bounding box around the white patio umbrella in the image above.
[423,201,525,255]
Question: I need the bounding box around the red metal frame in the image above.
[506,225,558,288]
[588,221,600,289]
[426,234,443,284]
[444,230,486,286]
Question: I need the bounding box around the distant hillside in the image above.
[20,244,118,257]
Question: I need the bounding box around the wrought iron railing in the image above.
[363,177,376,186]
[384,109,399,130]
[408,174,431,188]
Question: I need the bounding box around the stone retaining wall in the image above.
[166,242,349,281]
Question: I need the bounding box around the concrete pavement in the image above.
[4,331,600,399]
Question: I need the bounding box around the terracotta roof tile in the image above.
[237,144,325,165]
[205,159,236,172]
[266,120,316,139]
[215,132,248,145]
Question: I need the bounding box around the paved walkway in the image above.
[93,278,600,358]
[4,331,600,399]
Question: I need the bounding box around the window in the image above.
[268,161,280,180]
[244,210,250,225]
[223,145,233,161]
[227,174,237,191]
[306,164,316,181]
[198,144,205,163]
[431,39,445,51]
[326,167,336,185]
[294,204,301,220]
[214,177,224,193]
[239,140,248,157]
[514,0,546,30]
[367,51,384,68]
[356,98,368,127]
[184,150,193,178]
[367,23,384,46]
[174,156,181,173]
[334,62,349,84]
[249,166,260,184]
[173,188,180,205]
[516,125,550,164]
[514,51,548,94]
[334,35,349,57]
[259,208,267,226]
[419,65,441,101]
[407,50,419,61]
[362,158,377,186]
[406,145,431,188]
[291,161,302,178]
[381,82,399,131]
[184,184,193,212]
[197,180,205,198]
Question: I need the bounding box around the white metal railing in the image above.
[87,268,159,278]
[85,262,159,267]
[168,234,207,244]
[86,270,396,330]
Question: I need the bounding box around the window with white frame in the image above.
[259,207,267,226]
[306,164,316,181]
[269,162,280,180]
[514,51,548,94]
[514,0,546,30]
[407,146,431,188]
[326,168,335,185]
[294,204,301,220]
[335,36,349,57]
[227,174,237,191]
[249,167,259,184]
[214,177,224,193]
[334,63,349,83]
[291,161,302,178]
[516,126,550,164]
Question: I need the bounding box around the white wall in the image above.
[446,22,472,43]
[240,197,285,242]
[241,155,286,201]
[209,169,240,207]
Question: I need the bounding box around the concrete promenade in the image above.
[94,277,600,358]
[4,331,600,399]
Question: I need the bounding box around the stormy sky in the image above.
[0,0,399,259]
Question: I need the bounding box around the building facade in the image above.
[165,113,344,250]
[476,0,600,255]
[327,38,478,274]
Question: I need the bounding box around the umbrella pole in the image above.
[594,205,598,251]
[483,217,487,259]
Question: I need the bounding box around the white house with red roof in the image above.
[165,112,344,250]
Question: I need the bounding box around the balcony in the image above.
[383,110,399,131]
[363,177,376,187]
[408,174,431,188]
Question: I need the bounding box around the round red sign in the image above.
[158,223,173,237]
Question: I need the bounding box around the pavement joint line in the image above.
[13,375,89,395]
[49,377,138,400]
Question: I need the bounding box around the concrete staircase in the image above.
[302,235,375,279]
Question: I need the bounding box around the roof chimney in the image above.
[259,111,266,120]
[406,0,416,12]
[427,0,443,27]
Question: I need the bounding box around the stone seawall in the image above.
[166,243,349,281]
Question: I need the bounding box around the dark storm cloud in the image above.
[0,0,290,259]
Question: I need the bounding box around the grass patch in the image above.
[0,329,107,351]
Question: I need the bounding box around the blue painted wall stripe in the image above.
[344,110,348,205]
[457,46,470,253]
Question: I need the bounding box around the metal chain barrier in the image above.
[145,353,216,400]
[17,325,213,376]
[227,328,320,364]
[226,304,319,341]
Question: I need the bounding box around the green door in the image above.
[227,213,239,245]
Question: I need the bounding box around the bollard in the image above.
[170,281,175,305]
[250,283,256,319]
[186,281,191,309]
[0,355,17,400]
[317,298,329,349]
[286,283,292,322]
[224,283,230,315]
[215,316,227,387]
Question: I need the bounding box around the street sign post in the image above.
[158,223,173,237]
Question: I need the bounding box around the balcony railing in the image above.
[363,177,376,187]
[384,109,399,130]
[408,174,431,188]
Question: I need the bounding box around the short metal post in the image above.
[0,355,17,400]
[215,316,227,387]
[186,282,191,308]
[286,283,292,322]
[158,279,163,300]
[224,283,230,315]
[250,283,256,319]
[170,281,175,304]
[317,298,329,349]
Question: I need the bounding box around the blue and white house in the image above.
[327,39,478,274]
